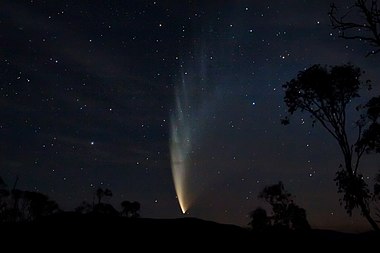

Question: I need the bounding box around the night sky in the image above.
[1,0,380,232]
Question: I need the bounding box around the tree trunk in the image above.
[358,199,379,231]
[343,155,379,231]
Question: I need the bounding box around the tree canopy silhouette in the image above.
[329,0,380,56]
[121,201,140,218]
[75,201,93,214]
[0,177,60,222]
[96,187,112,204]
[374,173,380,220]
[74,187,141,218]
[249,182,310,231]
[362,96,380,221]
[248,207,269,232]
[282,63,379,231]
[358,96,380,153]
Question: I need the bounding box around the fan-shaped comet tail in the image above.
[170,53,215,213]
[170,87,191,214]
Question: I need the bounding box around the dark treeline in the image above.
[0,176,59,223]
[0,176,140,223]
[249,182,310,233]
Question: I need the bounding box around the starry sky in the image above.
[1,0,380,232]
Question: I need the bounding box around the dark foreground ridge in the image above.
[1,212,378,250]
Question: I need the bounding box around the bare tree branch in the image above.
[329,0,380,56]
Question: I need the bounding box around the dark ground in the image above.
[1,213,378,250]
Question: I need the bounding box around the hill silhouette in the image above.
[1,212,377,250]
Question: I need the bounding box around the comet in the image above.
[170,50,217,214]
[170,74,193,214]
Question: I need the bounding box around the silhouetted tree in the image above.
[375,174,380,198]
[0,190,59,222]
[121,201,140,218]
[249,182,310,231]
[96,187,112,204]
[287,203,310,231]
[373,173,380,221]
[96,188,104,204]
[76,188,120,216]
[258,182,310,231]
[104,188,112,198]
[358,96,380,153]
[282,64,379,231]
[75,201,93,214]
[0,176,60,222]
[10,189,23,222]
[0,178,10,222]
[0,177,6,188]
[93,203,119,216]
[22,191,60,221]
[248,207,270,232]
[259,182,292,228]
[329,0,380,56]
